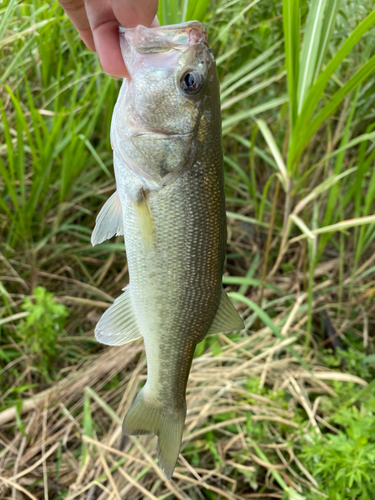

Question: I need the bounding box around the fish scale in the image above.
[91,21,244,478]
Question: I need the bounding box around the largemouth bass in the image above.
[91,21,244,478]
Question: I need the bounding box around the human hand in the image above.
[58,0,159,77]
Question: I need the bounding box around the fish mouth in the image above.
[121,104,195,139]
[128,114,195,139]
[132,129,193,140]
[119,21,208,55]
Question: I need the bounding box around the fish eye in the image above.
[180,69,204,96]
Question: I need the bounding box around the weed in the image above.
[301,404,375,499]
[17,287,68,371]
[322,347,375,382]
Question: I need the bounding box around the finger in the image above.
[85,0,128,77]
[58,0,95,51]
[110,0,159,29]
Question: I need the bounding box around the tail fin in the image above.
[122,389,186,479]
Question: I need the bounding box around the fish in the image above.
[91,21,244,479]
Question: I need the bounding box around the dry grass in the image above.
[0,263,368,499]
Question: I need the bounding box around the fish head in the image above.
[112,22,220,186]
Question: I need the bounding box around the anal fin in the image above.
[206,289,244,336]
[95,286,142,346]
[91,191,124,247]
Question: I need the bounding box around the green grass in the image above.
[1,0,375,498]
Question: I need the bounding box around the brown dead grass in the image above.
[0,280,368,499]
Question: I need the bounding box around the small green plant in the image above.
[322,347,375,382]
[18,286,68,373]
[301,403,375,500]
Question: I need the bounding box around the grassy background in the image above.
[1,0,375,498]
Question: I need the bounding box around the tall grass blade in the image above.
[220,55,284,100]
[185,0,212,22]
[212,0,260,44]
[296,54,375,160]
[293,166,357,215]
[221,72,286,111]
[291,215,375,242]
[282,0,300,132]
[291,9,375,165]
[314,0,341,80]
[220,42,283,92]
[157,0,179,26]
[222,96,288,131]
[0,0,17,42]
[229,293,309,371]
[182,0,190,22]
[290,214,316,240]
[0,20,54,50]
[297,0,328,113]
[256,119,287,188]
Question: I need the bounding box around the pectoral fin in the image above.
[95,286,142,346]
[133,189,153,252]
[206,289,244,336]
[91,191,124,246]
